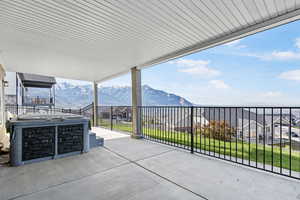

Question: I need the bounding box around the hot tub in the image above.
[8,113,90,166]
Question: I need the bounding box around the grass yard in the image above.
[143,127,300,172]
[98,119,133,133]
[98,122,300,172]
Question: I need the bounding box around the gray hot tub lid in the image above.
[15,113,86,121]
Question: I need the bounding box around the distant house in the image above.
[98,106,132,122]
[113,106,132,121]
[98,106,111,119]
[167,109,208,133]
[5,72,56,107]
[169,107,299,146]
[237,116,292,145]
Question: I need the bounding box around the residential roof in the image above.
[182,108,295,128]
[1,1,300,82]
[18,73,56,88]
[202,108,256,127]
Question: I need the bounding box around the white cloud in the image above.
[56,78,91,86]
[258,37,300,60]
[209,80,230,89]
[238,37,300,61]
[173,59,220,78]
[241,51,300,61]
[174,59,210,66]
[279,69,300,81]
[262,91,282,98]
[295,38,300,48]
[178,67,220,77]
[223,39,246,49]
[224,39,242,47]
[270,51,300,60]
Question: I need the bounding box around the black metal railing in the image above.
[23,96,54,105]
[6,104,133,134]
[6,104,84,117]
[140,106,300,180]
[94,105,132,133]
[7,103,300,180]
[81,103,94,120]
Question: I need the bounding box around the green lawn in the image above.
[97,122,300,172]
[99,119,111,129]
[112,122,132,133]
[98,119,133,133]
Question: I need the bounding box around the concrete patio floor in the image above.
[92,126,130,140]
[1,128,300,200]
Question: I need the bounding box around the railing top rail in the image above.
[137,105,300,109]
[97,105,132,107]
[82,103,93,110]
[8,104,300,110]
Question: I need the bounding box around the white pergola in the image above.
[0,0,300,137]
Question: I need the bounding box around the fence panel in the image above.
[141,106,300,180]
[7,104,300,180]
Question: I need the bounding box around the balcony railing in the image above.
[93,105,132,133]
[22,97,54,106]
[140,106,300,180]
[6,104,84,116]
[92,105,300,180]
[6,104,300,180]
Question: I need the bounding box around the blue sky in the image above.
[59,20,300,106]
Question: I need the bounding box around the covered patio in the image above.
[1,1,300,199]
[1,128,299,200]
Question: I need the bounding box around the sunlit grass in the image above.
[97,122,300,172]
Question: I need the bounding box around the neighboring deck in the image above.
[1,128,299,200]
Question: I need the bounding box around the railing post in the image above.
[93,82,99,127]
[91,102,94,126]
[110,106,113,130]
[190,106,194,154]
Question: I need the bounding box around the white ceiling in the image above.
[0,0,300,82]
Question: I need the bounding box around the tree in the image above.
[200,120,235,141]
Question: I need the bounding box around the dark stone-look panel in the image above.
[22,126,55,161]
[58,124,83,154]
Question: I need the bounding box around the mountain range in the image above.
[51,82,193,108]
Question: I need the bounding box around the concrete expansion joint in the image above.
[103,146,208,200]
[134,149,175,163]
[7,157,131,200]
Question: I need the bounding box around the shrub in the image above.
[200,120,235,141]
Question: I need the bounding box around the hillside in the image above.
[52,83,193,108]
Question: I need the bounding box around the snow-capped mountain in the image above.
[30,82,193,108]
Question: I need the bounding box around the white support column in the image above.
[0,64,9,151]
[93,82,98,127]
[0,65,5,125]
[131,67,142,139]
